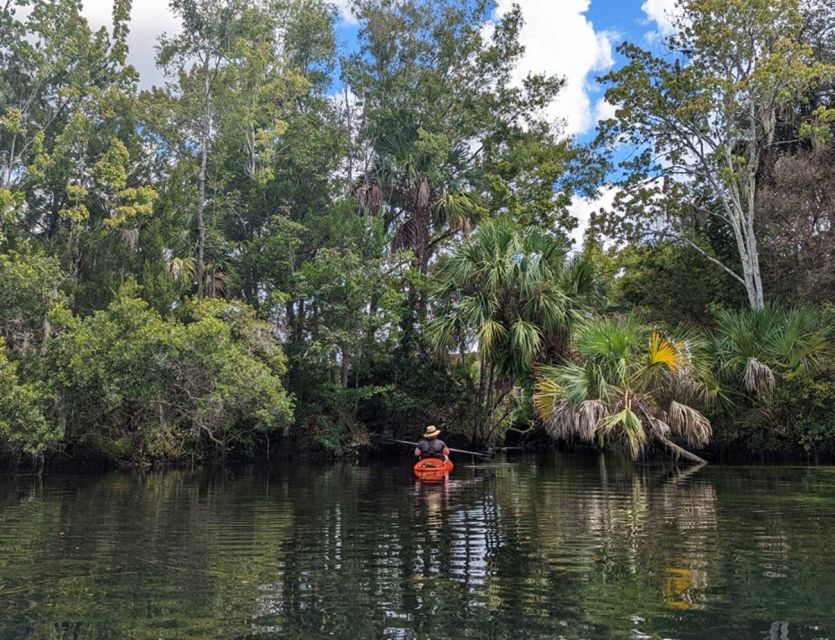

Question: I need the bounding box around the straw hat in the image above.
[422,425,441,439]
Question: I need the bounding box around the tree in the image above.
[428,218,604,445]
[157,0,246,297]
[612,237,745,326]
[711,303,833,398]
[343,0,574,317]
[0,337,55,459]
[47,286,293,462]
[595,0,835,309]
[756,144,835,303]
[533,315,718,463]
[0,246,65,355]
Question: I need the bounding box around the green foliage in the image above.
[47,287,292,462]
[772,369,835,454]
[702,304,835,458]
[1,0,833,465]
[712,304,833,395]
[0,338,56,456]
[612,239,745,325]
[534,315,717,459]
[428,217,605,444]
[0,247,66,355]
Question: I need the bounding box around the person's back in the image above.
[414,425,449,461]
[417,437,447,459]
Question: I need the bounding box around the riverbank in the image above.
[4,426,835,475]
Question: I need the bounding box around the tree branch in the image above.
[654,230,745,285]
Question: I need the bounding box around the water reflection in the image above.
[0,455,834,639]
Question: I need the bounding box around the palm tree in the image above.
[357,129,482,273]
[533,315,718,463]
[427,217,604,445]
[712,304,833,398]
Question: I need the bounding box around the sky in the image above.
[70,0,680,244]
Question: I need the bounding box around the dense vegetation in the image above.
[0,0,833,468]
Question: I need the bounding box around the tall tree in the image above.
[428,218,603,445]
[342,0,574,320]
[157,0,245,297]
[595,0,835,309]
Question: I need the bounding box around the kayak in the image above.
[413,458,454,481]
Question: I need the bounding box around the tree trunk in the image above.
[474,355,486,447]
[340,346,349,387]
[196,53,211,298]
[656,435,708,465]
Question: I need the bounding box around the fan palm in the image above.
[356,129,483,272]
[533,315,718,463]
[712,304,833,398]
[427,217,604,445]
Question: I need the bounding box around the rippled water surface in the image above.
[1,454,835,639]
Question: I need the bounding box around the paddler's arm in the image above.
[414,447,421,457]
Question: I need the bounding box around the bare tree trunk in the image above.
[196,53,212,298]
[4,134,16,188]
[340,346,349,387]
[656,435,708,465]
[474,355,486,446]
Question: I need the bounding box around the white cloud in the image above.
[492,0,616,136]
[330,0,358,25]
[567,185,619,247]
[641,0,681,38]
[80,0,179,88]
[77,0,359,89]
[593,98,617,123]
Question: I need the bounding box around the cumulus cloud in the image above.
[641,0,681,38]
[492,0,616,136]
[567,185,619,247]
[79,0,179,88]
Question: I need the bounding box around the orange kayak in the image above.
[413,458,454,481]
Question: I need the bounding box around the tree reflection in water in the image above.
[0,455,834,639]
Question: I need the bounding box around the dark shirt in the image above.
[417,438,447,459]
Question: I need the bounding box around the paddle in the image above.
[371,434,494,460]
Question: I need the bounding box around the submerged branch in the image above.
[656,435,708,465]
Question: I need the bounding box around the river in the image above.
[1,453,834,639]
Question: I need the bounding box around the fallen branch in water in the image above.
[656,435,708,465]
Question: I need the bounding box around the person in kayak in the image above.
[414,425,450,461]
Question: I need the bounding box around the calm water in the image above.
[1,454,834,639]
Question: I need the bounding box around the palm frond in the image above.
[541,402,576,441]
[743,356,776,396]
[509,319,542,367]
[478,318,507,356]
[648,332,679,372]
[600,407,646,459]
[577,399,608,442]
[668,401,712,448]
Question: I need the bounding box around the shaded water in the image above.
[1,454,834,639]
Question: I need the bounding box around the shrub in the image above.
[46,287,293,463]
